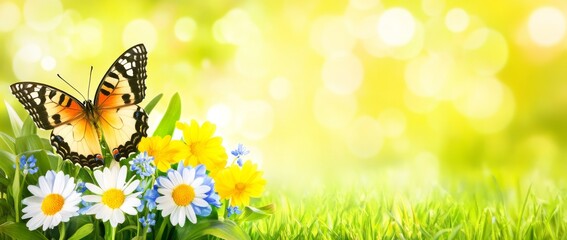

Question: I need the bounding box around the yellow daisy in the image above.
[138,136,188,172]
[214,161,266,206]
[176,120,228,175]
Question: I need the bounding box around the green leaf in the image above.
[15,135,51,153]
[21,117,37,136]
[153,93,181,137]
[5,101,23,137]
[144,93,163,115]
[238,204,275,222]
[0,221,47,240]
[0,132,15,153]
[68,223,94,240]
[176,219,250,240]
[0,150,16,179]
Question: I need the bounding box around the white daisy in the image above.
[155,165,212,227]
[82,164,141,227]
[22,171,81,231]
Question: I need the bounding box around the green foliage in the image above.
[0,222,47,240]
[176,219,250,240]
[144,93,163,115]
[153,93,181,137]
[4,101,22,137]
[67,223,93,240]
[238,204,275,222]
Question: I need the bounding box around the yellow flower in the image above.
[176,120,228,175]
[138,136,188,172]
[214,161,266,206]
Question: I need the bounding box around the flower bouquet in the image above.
[0,92,273,239]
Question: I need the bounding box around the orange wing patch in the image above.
[98,105,148,161]
[10,82,84,129]
[51,117,104,168]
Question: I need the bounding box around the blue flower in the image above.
[78,200,92,215]
[139,213,156,233]
[227,206,242,217]
[137,184,159,212]
[231,144,249,158]
[76,181,87,193]
[17,155,38,175]
[231,144,249,167]
[129,152,156,178]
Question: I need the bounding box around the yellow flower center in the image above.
[190,142,205,156]
[101,189,125,209]
[41,194,64,215]
[235,183,246,193]
[172,184,195,206]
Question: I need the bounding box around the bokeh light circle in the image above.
[0,2,20,32]
[422,0,445,17]
[269,76,291,100]
[207,103,232,128]
[40,56,56,71]
[378,108,407,138]
[377,8,416,46]
[463,28,508,76]
[213,9,260,46]
[468,83,515,134]
[235,100,274,140]
[123,19,157,51]
[454,77,504,119]
[405,54,453,97]
[13,44,42,81]
[310,16,356,56]
[445,8,469,33]
[346,116,383,158]
[24,0,63,32]
[174,17,197,42]
[322,53,364,95]
[70,19,103,59]
[313,88,357,129]
[528,6,566,47]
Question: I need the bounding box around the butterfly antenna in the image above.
[57,74,87,101]
[87,66,93,100]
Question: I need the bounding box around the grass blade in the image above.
[153,93,181,137]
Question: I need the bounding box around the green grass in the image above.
[241,179,567,239]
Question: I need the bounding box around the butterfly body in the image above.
[10,44,149,168]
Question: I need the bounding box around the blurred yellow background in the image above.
[1,0,566,187]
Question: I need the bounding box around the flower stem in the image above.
[59,222,66,240]
[155,216,168,240]
[223,199,230,219]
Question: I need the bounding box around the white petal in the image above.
[116,165,127,189]
[42,216,53,231]
[103,168,114,191]
[85,183,104,195]
[114,209,125,224]
[123,180,140,194]
[187,206,197,224]
[26,214,44,231]
[191,177,204,188]
[51,213,62,228]
[45,171,56,186]
[192,198,209,207]
[52,171,65,194]
[178,206,186,227]
[82,195,101,203]
[28,185,45,197]
[159,177,175,189]
[22,196,43,206]
[193,185,210,195]
[184,168,196,185]
[38,176,51,193]
[182,168,192,184]
[85,203,102,215]
[93,170,106,190]
[167,171,179,186]
[157,188,172,196]
[170,207,179,226]
[160,203,175,216]
[120,205,137,215]
[61,179,76,198]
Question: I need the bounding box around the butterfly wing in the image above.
[94,44,147,108]
[51,118,104,168]
[10,82,85,129]
[94,44,149,160]
[10,83,104,167]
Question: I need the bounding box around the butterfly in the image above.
[10,44,149,168]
